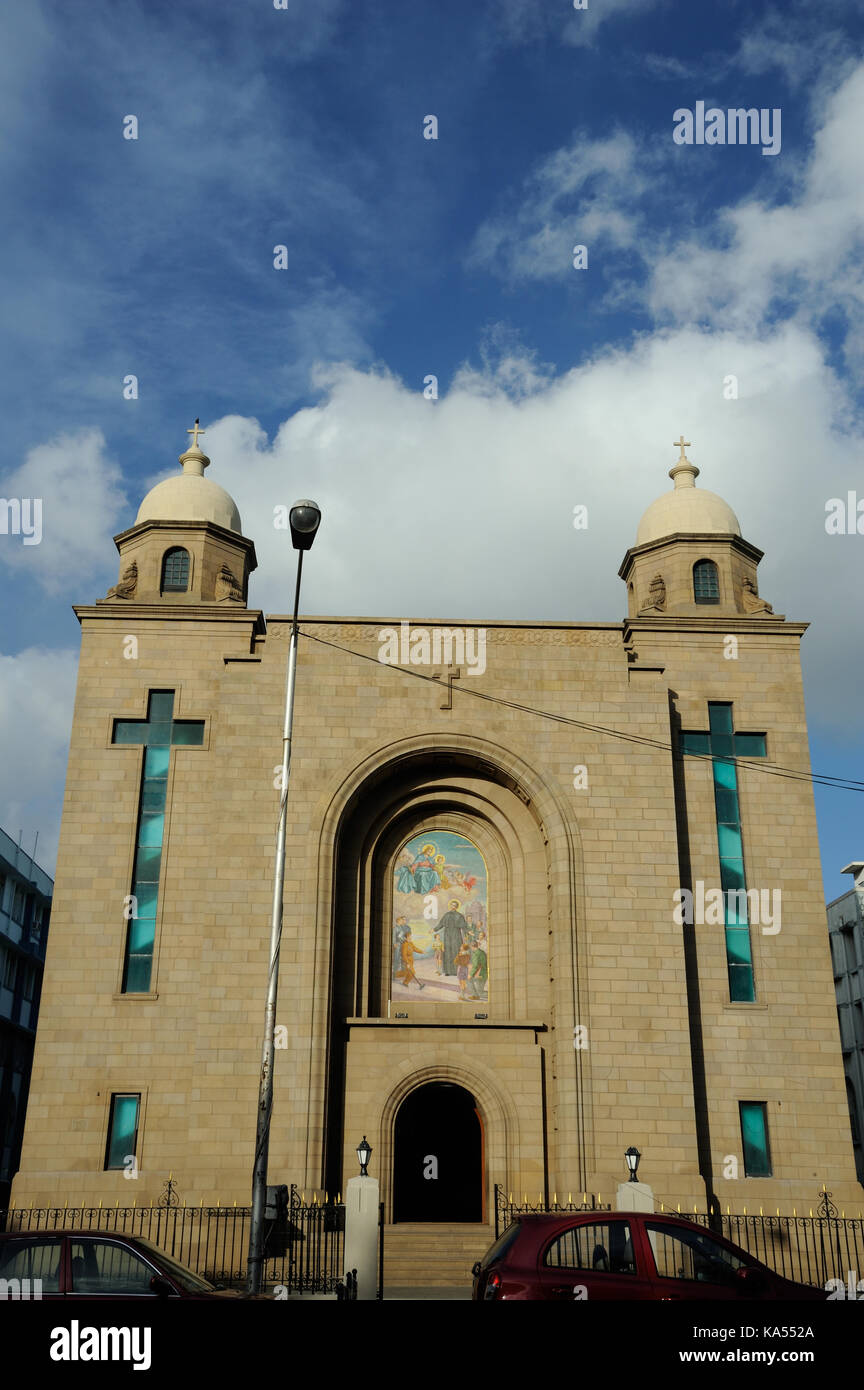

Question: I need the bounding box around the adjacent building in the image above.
[0,825,52,1206]
[828,861,864,1184]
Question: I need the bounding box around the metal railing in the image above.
[1,1187,349,1295]
[494,1185,610,1238]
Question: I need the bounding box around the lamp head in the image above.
[289,500,321,551]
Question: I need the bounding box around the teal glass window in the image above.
[161,547,190,593]
[739,1101,771,1176]
[693,559,720,604]
[680,703,768,1003]
[111,691,204,993]
[105,1094,140,1169]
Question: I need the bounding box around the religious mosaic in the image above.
[390,830,488,1004]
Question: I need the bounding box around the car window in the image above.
[543,1221,636,1275]
[477,1221,522,1270]
[646,1223,745,1285]
[132,1237,214,1292]
[0,1238,62,1292]
[70,1240,158,1295]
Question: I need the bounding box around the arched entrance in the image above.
[393,1082,483,1222]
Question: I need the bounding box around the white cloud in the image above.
[143,317,861,737]
[647,62,864,345]
[466,131,648,281]
[0,645,78,876]
[0,429,128,595]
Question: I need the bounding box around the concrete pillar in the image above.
[615,1181,655,1213]
[343,1175,380,1300]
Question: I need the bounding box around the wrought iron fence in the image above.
[1,1186,352,1295]
[681,1190,864,1289]
[494,1185,610,1238]
[494,1184,864,1289]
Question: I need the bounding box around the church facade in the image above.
[12,430,860,1226]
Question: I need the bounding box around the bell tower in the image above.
[99,420,257,606]
[619,437,777,620]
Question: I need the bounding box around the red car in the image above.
[0,1230,260,1300]
[471,1211,827,1301]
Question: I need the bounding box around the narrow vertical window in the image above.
[680,703,767,1002]
[161,547,190,593]
[693,559,720,604]
[112,690,204,993]
[105,1094,141,1170]
[739,1101,771,1176]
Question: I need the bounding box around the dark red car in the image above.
[0,1230,259,1300]
[471,1211,827,1301]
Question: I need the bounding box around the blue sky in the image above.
[0,0,862,898]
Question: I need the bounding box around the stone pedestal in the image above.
[615,1181,655,1213]
[343,1174,380,1300]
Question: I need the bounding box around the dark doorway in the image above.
[393,1082,482,1222]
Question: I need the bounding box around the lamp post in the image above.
[625,1145,642,1183]
[247,500,321,1295]
[356,1136,372,1177]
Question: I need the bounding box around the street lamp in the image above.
[625,1145,642,1183]
[247,499,322,1295]
[356,1136,372,1177]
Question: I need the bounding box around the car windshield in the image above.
[131,1237,217,1292]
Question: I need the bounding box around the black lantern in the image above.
[356,1136,372,1176]
[625,1145,641,1182]
[289,500,321,551]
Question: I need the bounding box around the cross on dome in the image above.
[673,434,691,461]
[186,418,205,449]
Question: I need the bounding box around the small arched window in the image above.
[161,547,190,593]
[693,559,720,604]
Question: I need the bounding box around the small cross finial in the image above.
[187,418,205,449]
[673,434,691,461]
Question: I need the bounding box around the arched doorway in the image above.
[393,1082,483,1222]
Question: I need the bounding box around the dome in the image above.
[135,427,242,534]
[636,440,740,546]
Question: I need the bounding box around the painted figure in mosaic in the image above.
[396,842,441,894]
[397,928,425,990]
[433,899,469,975]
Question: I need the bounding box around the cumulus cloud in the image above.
[647,62,864,352]
[120,317,858,737]
[0,645,78,876]
[0,429,128,595]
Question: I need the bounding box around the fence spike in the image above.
[793,1208,796,1217]
[760,1207,763,1216]
[507,1193,512,1203]
[677,1204,681,1213]
[553,1192,557,1205]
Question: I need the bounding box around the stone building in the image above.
[0,824,52,1206]
[12,427,860,1258]
[827,861,864,1184]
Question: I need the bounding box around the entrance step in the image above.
[382,1223,495,1289]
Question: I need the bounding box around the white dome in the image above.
[636,450,740,545]
[135,441,242,533]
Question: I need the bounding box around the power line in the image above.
[298,627,864,795]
